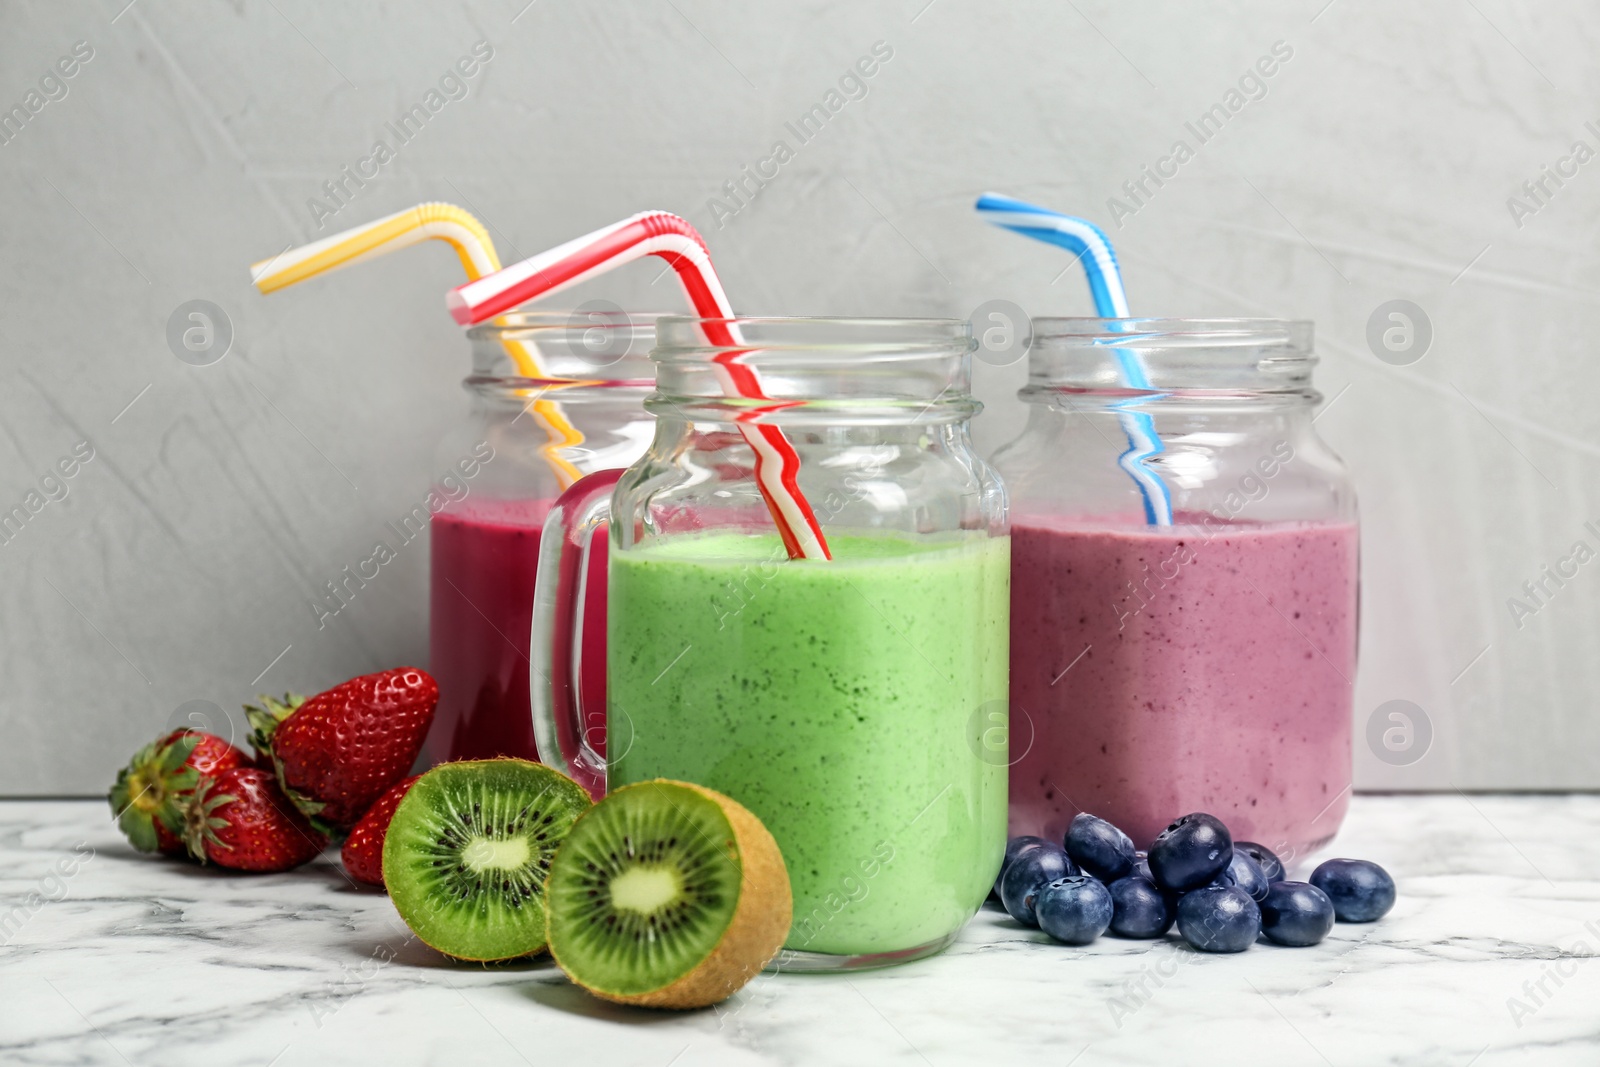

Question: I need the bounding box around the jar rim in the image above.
[467,309,663,388]
[650,316,976,416]
[465,309,672,341]
[1021,317,1317,400]
[1031,317,1312,349]
[653,316,974,365]
[656,315,970,327]
[464,376,656,393]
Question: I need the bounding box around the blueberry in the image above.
[1176,885,1260,953]
[1131,850,1180,904]
[1035,875,1114,945]
[1149,813,1233,892]
[1000,845,1076,926]
[993,835,1048,899]
[1005,835,1049,863]
[1106,875,1174,939]
[1260,881,1335,946]
[1236,841,1287,883]
[1064,813,1137,882]
[1309,859,1395,922]
[1205,851,1270,902]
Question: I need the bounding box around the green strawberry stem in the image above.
[244,693,339,836]
[244,693,304,757]
[108,733,201,853]
[182,777,240,862]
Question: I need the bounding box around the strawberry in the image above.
[247,668,438,833]
[108,730,251,856]
[183,767,328,872]
[340,774,420,887]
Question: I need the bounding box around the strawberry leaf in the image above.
[108,737,172,853]
[118,805,160,853]
[304,811,341,840]
[183,778,239,863]
[245,693,304,759]
[268,747,330,824]
[159,733,200,773]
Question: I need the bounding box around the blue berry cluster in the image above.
[995,812,1395,953]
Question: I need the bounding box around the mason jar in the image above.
[424,310,658,766]
[990,317,1358,862]
[532,316,1010,970]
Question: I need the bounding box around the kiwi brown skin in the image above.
[548,779,792,1010]
[382,758,591,963]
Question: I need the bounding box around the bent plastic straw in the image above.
[448,211,831,561]
[249,202,585,487]
[251,202,502,297]
[976,192,1173,526]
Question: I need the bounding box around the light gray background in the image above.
[3,0,1595,795]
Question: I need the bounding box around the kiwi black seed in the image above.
[383,758,591,961]
[546,779,791,1009]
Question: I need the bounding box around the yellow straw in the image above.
[250,203,585,487]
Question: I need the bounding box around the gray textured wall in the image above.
[3,0,1597,795]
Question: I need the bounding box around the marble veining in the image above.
[2,795,1599,1066]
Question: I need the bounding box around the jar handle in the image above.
[530,468,623,799]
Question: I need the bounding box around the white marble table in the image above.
[3,795,1598,1066]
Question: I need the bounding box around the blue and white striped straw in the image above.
[975,192,1173,526]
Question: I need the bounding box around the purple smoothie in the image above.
[1009,516,1358,857]
[426,496,611,766]
[427,497,550,764]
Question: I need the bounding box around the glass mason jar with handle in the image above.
[424,310,658,767]
[532,317,1010,971]
[991,318,1358,863]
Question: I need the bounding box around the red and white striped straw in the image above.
[447,211,830,562]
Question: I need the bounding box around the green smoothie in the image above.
[606,531,1010,957]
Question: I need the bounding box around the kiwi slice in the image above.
[546,779,791,1009]
[383,758,591,961]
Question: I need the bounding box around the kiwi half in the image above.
[545,779,791,1009]
[383,758,591,961]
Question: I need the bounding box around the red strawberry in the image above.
[183,767,328,872]
[108,730,251,856]
[341,775,420,887]
[247,668,438,832]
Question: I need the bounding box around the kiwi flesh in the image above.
[545,779,791,1009]
[383,758,591,961]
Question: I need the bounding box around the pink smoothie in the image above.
[426,498,611,765]
[428,499,549,764]
[1009,517,1358,857]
